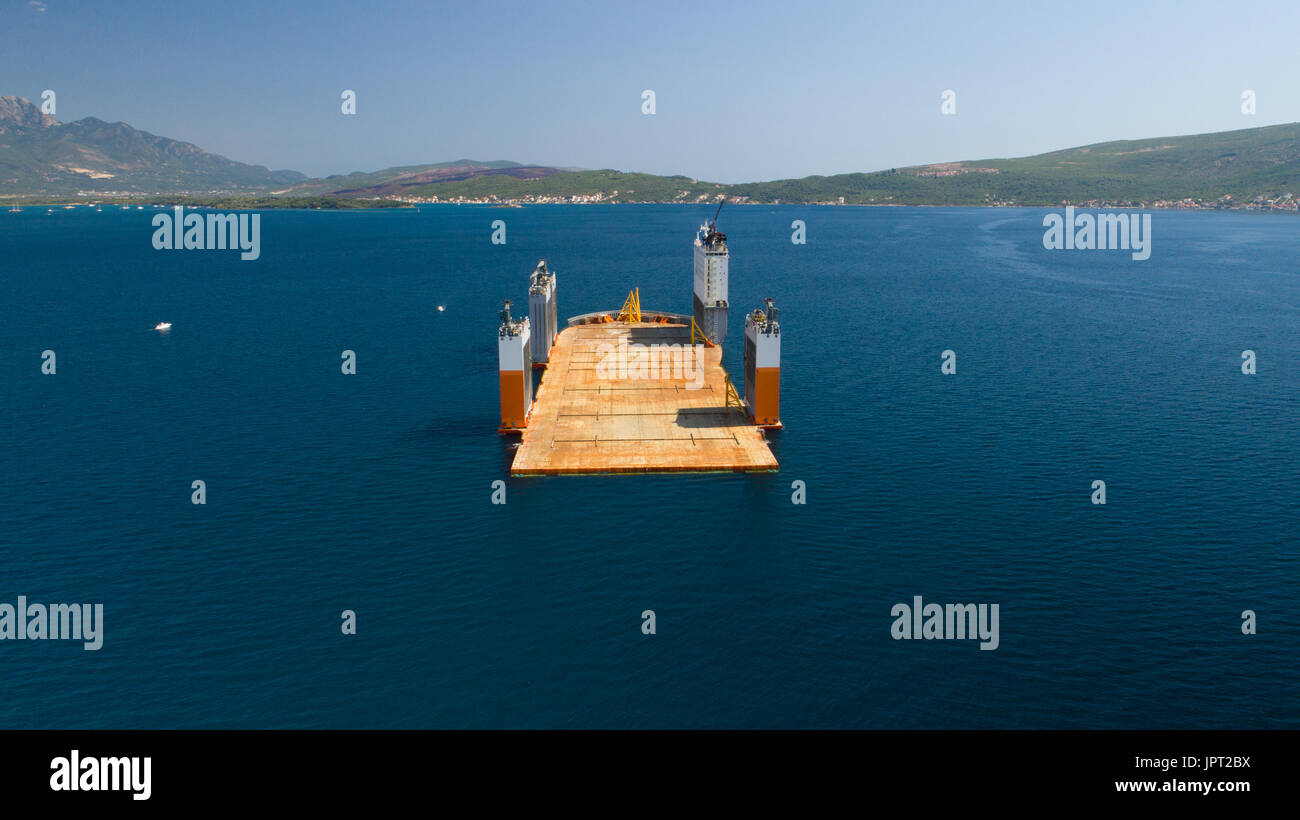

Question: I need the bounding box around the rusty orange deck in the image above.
[510,320,778,475]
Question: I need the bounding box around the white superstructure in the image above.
[497,301,532,432]
[743,298,781,428]
[693,217,729,346]
[527,259,557,367]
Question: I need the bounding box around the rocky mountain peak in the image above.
[0,95,61,130]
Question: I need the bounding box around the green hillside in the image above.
[308,122,1300,209]
[285,160,525,195]
[396,169,729,202]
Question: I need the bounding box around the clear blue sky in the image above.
[6,0,1300,182]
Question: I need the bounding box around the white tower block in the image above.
[693,220,729,345]
[528,260,557,368]
[498,301,532,433]
[743,298,781,428]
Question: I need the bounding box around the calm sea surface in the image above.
[1,204,1297,728]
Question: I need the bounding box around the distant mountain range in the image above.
[285,160,565,197]
[0,96,303,195]
[2,94,1298,209]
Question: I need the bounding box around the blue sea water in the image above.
[0,203,1297,729]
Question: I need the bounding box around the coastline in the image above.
[3,197,1296,213]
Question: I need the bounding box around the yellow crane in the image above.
[616,288,641,323]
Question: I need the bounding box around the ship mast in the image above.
[705,198,726,242]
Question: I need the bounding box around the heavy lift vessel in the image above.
[495,202,781,474]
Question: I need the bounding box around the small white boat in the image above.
[154,322,172,331]
[437,305,445,312]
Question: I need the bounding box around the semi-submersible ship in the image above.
[496,203,782,475]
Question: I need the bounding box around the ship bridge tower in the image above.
[693,200,729,346]
[743,298,781,429]
[497,300,532,433]
[527,259,558,368]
